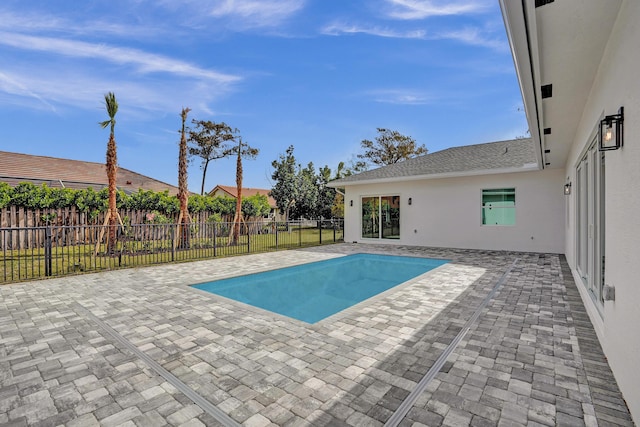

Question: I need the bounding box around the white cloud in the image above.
[322,22,426,39]
[0,71,58,112]
[321,22,505,50]
[366,89,434,105]
[0,32,240,83]
[208,0,305,24]
[0,10,161,39]
[435,27,506,51]
[384,0,490,20]
[152,0,306,30]
[0,66,229,118]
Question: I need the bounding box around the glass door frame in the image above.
[575,136,605,312]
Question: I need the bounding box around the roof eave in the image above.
[500,0,544,170]
[327,164,540,187]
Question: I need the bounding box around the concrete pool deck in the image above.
[0,244,634,426]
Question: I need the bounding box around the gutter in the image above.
[499,0,545,170]
[520,0,545,169]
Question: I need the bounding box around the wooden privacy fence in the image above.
[0,206,256,250]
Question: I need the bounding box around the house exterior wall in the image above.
[343,168,564,253]
[563,1,640,419]
[210,188,232,198]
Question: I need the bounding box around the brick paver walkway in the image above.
[0,244,634,426]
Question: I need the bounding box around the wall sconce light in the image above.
[564,182,571,195]
[408,197,412,205]
[350,200,353,207]
[599,107,624,151]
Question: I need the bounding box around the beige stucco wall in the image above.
[564,1,640,420]
[343,168,564,253]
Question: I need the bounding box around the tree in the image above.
[317,165,335,219]
[331,191,345,219]
[329,162,349,219]
[99,92,119,254]
[229,137,259,245]
[290,162,319,219]
[357,128,427,168]
[188,120,236,195]
[177,107,191,248]
[241,195,271,219]
[270,146,298,221]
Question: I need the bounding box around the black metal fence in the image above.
[1,219,344,284]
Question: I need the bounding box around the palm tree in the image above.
[99,92,119,254]
[177,107,191,248]
[230,138,244,245]
[229,137,259,245]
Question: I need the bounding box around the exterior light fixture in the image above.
[599,107,624,151]
[408,197,412,205]
[350,200,353,207]
[564,182,571,195]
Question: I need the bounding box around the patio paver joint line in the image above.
[383,257,520,427]
[73,302,241,427]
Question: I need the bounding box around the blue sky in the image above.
[0,0,527,193]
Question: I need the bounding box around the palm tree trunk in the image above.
[106,135,118,254]
[178,108,191,248]
[230,142,243,245]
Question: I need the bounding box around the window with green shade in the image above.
[362,195,400,239]
[482,188,515,226]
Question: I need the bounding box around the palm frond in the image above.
[103,92,118,119]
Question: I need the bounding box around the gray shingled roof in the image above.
[0,151,181,195]
[329,138,537,186]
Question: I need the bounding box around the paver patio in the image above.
[0,244,634,426]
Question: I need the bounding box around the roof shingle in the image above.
[0,151,180,195]
[329,138,537,186]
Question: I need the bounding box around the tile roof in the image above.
[0,151,180,195]
[329,138,538,186]
[209,185,277,208]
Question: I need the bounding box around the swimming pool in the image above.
[192,253,448,323]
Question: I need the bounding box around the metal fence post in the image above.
[1,218,347,284]
[170,225,175,262]
[44,226,52,277]
[213,223,217,257]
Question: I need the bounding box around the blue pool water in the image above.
[192,254,448,323]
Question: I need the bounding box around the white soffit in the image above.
[501,0,622,169]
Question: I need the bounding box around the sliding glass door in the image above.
[576,137,605,310]
[361,195,400,240]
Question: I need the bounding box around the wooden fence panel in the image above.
[0,205,269,250]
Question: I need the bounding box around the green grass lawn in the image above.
[1,227,344,284]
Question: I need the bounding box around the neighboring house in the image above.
[0,151,180,195]
[330,0,640,422]
[208,184,281,219]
